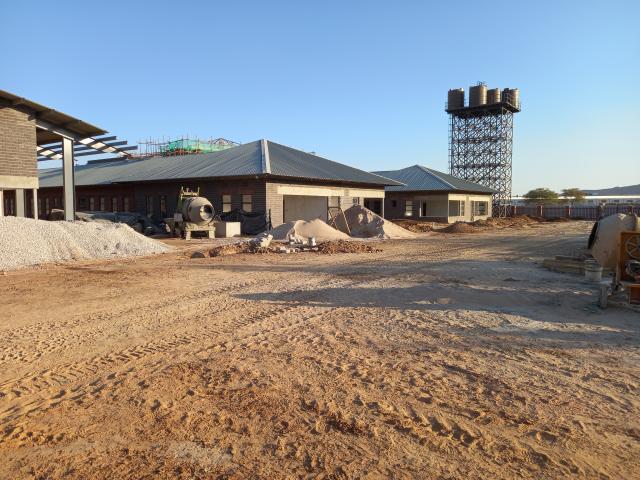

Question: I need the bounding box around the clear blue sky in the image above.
[1,0,638,194]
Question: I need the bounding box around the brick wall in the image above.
[0,106,37,178]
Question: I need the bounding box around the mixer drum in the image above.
[589,214,640,269]
[181,196,214,226]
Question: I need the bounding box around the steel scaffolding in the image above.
[446,97,520,217]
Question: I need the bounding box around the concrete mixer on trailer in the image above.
[172,187,217,240]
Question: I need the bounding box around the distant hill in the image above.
[583,184,640,196]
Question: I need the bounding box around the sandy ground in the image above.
[0,221,638,479]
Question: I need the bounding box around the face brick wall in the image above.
[0,106,37,178]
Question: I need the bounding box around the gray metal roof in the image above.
[39,140,402,188]
[372,165,495,194]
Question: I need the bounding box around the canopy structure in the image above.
[0,89,136,220]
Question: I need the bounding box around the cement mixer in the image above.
[172,187,217,240]
[589,213,640,306]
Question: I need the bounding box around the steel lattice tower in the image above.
[446,86,520,217]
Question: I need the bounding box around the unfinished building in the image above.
[38,140,400,228]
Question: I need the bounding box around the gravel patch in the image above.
[0,217,170,270]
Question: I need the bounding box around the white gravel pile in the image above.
[0,216,170,270]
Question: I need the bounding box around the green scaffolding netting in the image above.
[160,139,234,154]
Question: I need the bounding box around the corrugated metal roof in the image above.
[267,141,401,185]
[39,140,402,188]
[372,165,495,193]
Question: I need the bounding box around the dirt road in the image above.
[1,221,638,479]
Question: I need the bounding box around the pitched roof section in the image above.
[372,165,495,194]
[267,141,401,185]
[39,140,402,188]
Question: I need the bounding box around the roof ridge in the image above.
[415,164,456,189]
[260,139,271,174]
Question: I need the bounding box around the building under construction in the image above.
[446,83,520,217]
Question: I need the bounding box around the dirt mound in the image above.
[391,219,434,233]
[439,222,480,234]
[316,240,382,254]
[208,242,270,257]
[268,219,349,242]
[344,205,416,239]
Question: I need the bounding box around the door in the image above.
[283,195,328,223]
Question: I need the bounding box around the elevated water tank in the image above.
[502,88,520,107]
[447,88,465,109]
[469,84,487,106]
[487,88,501,104]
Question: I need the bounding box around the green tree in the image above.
[522,188,560,205]
[561,188,586,205]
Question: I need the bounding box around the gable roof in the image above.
[39,139,402,188]
[372,165,495,194]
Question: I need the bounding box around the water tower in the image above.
[446,83,520,217]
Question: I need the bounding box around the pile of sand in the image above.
[0,216,169,270]
[344,205,416,239]
[268,219,349,242]
[316,240,382,255]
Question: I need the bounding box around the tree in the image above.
[522,188,559,205]
[561,188,586,205]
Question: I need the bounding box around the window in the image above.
[112,197,118,212]
[404,200,413,217]
[145,196,154,216]
[38,197,43,216]
[448,200,466,217]
[99,197,106,211]
[53,197,60,207]
[45,197,50,214]
[420,201,428,217]
[391,199,397,208]
[159,195,167,217]
[79,197,88,210]
[352,197,360,205]
[222,194,232,213]
[89,197,95,211]
[242,194,252,212]
[472,201,488,216]
[123,197,130,212]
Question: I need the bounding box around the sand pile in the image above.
[391,219,434,233]
[316,240,382,254]
[268,219,349,242]
[0,216,169,270]
[344,205,416,239]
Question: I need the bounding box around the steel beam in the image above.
[36,118,82,141]
[62,137,75,221]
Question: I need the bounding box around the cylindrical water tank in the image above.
[487,88,501,104]
[447,88,465,109]
[181,196,214,225]
[502,88,520,107]
[469,84,487,106]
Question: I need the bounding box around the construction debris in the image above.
[316,240,382,254]
[391,220,435,233]
[0,216,169,270]
[343,205,416,239]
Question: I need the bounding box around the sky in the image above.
[1,0,638,194]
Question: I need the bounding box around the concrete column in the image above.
[380,198,385,219]
[0,190,3,217]
[62,137,75,221]
[32,188,38,220]
[15,189,25,217]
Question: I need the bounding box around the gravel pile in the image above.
[0,217,170,270]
